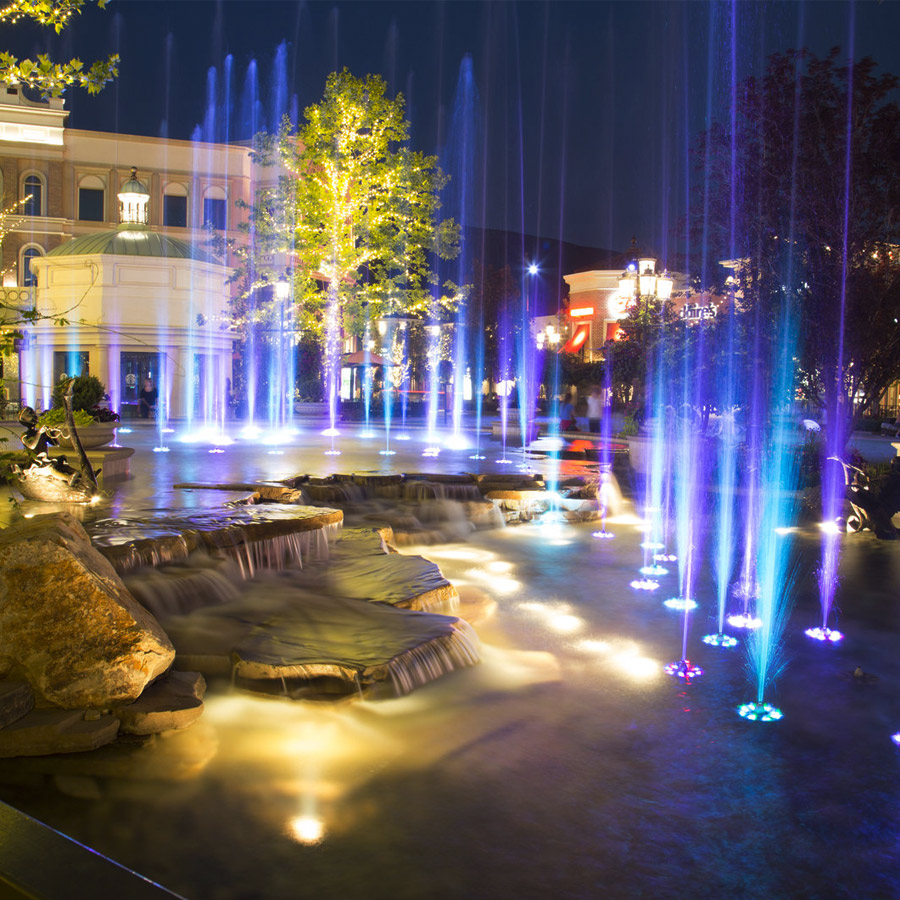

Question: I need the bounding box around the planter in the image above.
[57,424,116,450]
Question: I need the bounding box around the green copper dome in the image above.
[47,227,219,264]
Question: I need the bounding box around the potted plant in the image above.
[37,406,116,450]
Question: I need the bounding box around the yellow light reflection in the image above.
[289,815,325,845]
[577,638,610,654]
[547,613,584,634]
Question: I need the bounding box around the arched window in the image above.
[78,174,105,222]
[22,173,44,217]
[163,182,188,228]
[20,245,43,287]
[202,185,227,230]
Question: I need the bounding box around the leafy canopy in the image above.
[234,69,460,339]
[0,0,118,96]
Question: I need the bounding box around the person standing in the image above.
[587,386,604,434]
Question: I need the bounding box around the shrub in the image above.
[51,374,105,413]
[38,407,96,428]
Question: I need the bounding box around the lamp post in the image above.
[617,253,674,322]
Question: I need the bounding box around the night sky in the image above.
[7,1,900,256]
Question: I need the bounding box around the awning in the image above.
[341,350,391,367]
[560,323,590,354]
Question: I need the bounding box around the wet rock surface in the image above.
[111,671,206,736]
[0,514,175,709]
[0,709,120,758]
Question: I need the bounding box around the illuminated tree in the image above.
[0,0,119,97]
[234,70,460,340]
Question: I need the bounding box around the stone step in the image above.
[0,708,120,758]
[111,671,206,736]
[0,681,34,729]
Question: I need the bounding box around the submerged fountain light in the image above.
[422,446,441,457]
[592,529,615,540]
[267,449,285,456]
[819,520,842,536]
[891,732,900,747]
[664,659,703,680]
[654,553,677,563]
[804,626,844,643]
[468,453,486,460]
[324,449,341,456]
[395,433,411,441]
[208,447,225,454]
[727,613,763,630]
[737,702,783,722]
[378,449,396,456]
[161,426,175,434]
[117,427,133,434]
[321,427,340,437]
[153,446,170,453]
[640,540,665,551]
[241,425,262,440]
[630,579,660,591]
[664,597,698,611]
[496,457,513,465]
[702,632,738,648]
[640,565,669,577]
[288,815,325,845]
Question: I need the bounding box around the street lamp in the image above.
[617,250,674,314]
[275,272,290,301]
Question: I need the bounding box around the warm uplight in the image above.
[547,614,584,634]
[289,816,325,845]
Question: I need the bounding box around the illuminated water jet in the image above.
[727,613,763,630]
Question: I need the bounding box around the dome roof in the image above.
[47,227,219,264]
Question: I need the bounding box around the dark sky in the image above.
[9,1,900,256]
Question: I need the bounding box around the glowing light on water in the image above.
[444,433,470,451]
[267,449,285,456]
[395,433,411,441]
[321,427,340,437]
[288,815,325,845]
[804,626,844,643]
[664,659,703,680]
[702,633,738,648]
[486,561,513,573]
[577,639,610,654]
[613,653,659,680]
[468,453,486,460]
[774,527,796,536]
[655,553,677,562]
[592,529,615,540]
[496,457,513,465]
[324,449,341,456]
[640,541,665,551]
[548,614,583,634]
[379,449,396,456]
[892,732,900,747]
[664,597,698,611]
[209,448,225,454]
[153,446,170,453]
[422,447,440,457]
[640,565,669,577]
[359,430,377,439]
[117,427,132,434]
[240,425,262,440]
[630,579,660,591]
[161,427,175,434]
[819,520,842,536]
[728,613,763,630]
[737,702,783,722]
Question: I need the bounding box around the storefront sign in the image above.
[679,302,718,322]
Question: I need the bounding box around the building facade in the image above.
[0,85,253,417]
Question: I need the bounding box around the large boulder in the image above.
[0,514,175,708]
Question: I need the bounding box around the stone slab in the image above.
[111,671,206,736]
[0,708,120,758]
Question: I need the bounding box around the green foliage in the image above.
[0,1,118,97]
[232,70,460,341]
[618,414,639,438]
[37,406,95,427]
[50,373,104,412]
